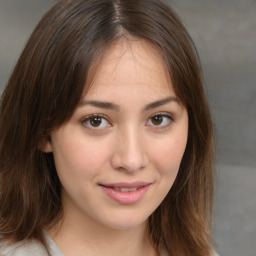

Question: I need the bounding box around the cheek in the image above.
[52,133,112,179]
[151,134,188,176]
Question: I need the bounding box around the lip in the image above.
[99,182,152,205]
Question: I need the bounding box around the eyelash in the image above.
[81,112,174,130]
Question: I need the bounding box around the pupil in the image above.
[90,117,102,127]
[152,115,162,125]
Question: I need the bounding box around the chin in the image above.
[97,211,150,231]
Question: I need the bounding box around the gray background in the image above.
[0,0,255,255]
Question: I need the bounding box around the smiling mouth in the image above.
[112,187,140,192]
[99,182,152,204]
[99,181,151,191]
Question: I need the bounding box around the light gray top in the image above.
[0,231,63,256]
[0,231,218,256]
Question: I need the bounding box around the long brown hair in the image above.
[0,0,215,255]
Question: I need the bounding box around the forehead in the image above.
[84,38,174,98]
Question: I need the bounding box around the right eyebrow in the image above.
[78,100,120,111]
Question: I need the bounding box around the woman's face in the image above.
[44,39,188,231]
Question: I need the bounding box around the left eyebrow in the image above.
[143,96,178,111]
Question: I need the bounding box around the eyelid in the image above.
[149,112,174,120]
[83,113,109,119]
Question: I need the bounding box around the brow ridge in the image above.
[79,100,120,110]
[79,96,177,111]
[143,96,178,111]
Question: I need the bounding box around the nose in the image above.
[110,127,148,173]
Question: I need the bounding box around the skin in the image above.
[44,39,188,256]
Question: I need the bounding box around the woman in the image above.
[0,0,216,255]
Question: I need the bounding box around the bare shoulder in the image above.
[0,239,48,256]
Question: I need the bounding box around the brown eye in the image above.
[147,113,173,128]
[89,116,102,127]
[83,115,110,129]
[151,115,163,125]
